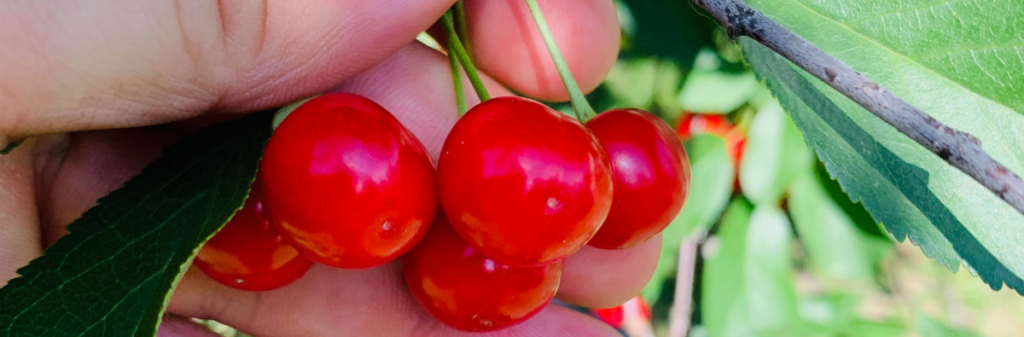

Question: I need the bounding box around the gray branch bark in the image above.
[693,0,1024,217]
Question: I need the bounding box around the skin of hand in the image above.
[0,1,661,336]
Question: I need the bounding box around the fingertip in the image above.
[557,234,662,309]
[464,0,620,102]
[332,42,511,161]
[156,315,222,337]
[433,304,621,337]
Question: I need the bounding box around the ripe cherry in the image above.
[404,214,563,332]
[592,296,653,331]
[676,113,745,166]
[437,96,613,267]
[586,109,690,249]
[259,93,438,269]
[195,181,313,291]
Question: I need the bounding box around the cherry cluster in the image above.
[195,92,691,332]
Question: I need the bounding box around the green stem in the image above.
[442,12,490,102]
[524,0,596,122]
[455,0,472,57]
[448,38,468,115]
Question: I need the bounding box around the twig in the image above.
[693,0,1024,216]
[668,232,703,337]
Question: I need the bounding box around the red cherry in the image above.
[259,93,438,269]
[586,109,690,249]
[675,113,732,140]
[593,296,653,329]
[195,182,313,291]
[729,136,746,167]
[404,215,562,332]
[676,113,745,166]
[593,306,624,328]
[437,96,613,267]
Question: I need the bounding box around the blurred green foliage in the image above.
[599,1,1024,336]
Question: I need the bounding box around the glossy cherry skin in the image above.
[437,96,613,267]
[586,109,691,249]
[404,215,563,332]
[259,93,438,269]
[195,182,313,291]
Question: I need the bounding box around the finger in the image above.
[169,264,419,336]
[0,141,42,285]
[331,43,512,161]
[428,305,620,337]
[558,235,663,309]
[0,0,455,136]
[156,315,221,337]
[172,264,621,337]
[35,128,180,246]
[462,0,620,102]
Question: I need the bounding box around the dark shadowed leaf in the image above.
[0,112,273,337]
[789,169,890,281]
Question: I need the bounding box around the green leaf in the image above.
[789,169,887,281]
[797,293,906,337]
[642,133,734,302]
[603,58,684,116]
[740,0,1024,292]
[671,134,736,238]
[849,320,907,337]
[702,200,798,336]
[0,138,24,155]
[915,315,979,337]
[812,161,888,240]
[618,0,720,68]
[679,70,761,114]
[739,100,813,205]
[0,112,273,336]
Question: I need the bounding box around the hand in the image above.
[0,1,661,336]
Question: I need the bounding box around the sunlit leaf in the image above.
[741,0,1024,292]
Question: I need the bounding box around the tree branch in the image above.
[693,0,1024,217]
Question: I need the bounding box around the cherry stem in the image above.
[455,0,472,57]
[448,38,468,115]
[524,0,595,122]
[442,12,490,102]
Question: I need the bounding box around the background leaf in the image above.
[603,58,685,116]
[789,167,887,281]
[678,69,760,114]
[740,0,1024,293]
[915,315,980,337]
[796,292,906,337]
[617,0,719,68]
[0,113,273,337]
[702,200,798,336]
[739,100,813,205]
